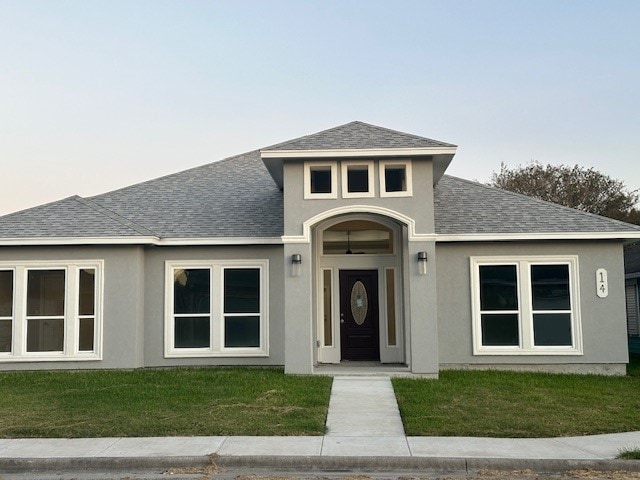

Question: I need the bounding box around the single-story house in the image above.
[625,243,640,354]
[1,121,639,376]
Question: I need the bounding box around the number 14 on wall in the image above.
[596,268,608,298]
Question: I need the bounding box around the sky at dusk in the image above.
[1,0,639,216]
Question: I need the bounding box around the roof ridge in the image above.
[442,174,640,231]
[73,197,159,237]
[260,122,361,151]
[261,120,457,151]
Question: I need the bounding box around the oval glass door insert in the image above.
[350,280,368,325]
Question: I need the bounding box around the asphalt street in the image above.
[2,468,640,480]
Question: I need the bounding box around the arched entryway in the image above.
[313,215,405,364]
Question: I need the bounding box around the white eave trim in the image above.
[2,231,639,247]
[260,146,457,158]
[0,236,159,246]
[157,237,282,246]
[0,236,283,246]
[436,232,640,242]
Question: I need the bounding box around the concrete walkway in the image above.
[2,432,640,474]
[1,431,639,460]
[1,375,640,473]
[326,376,405,437]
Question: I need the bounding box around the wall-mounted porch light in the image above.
[291,254,302,277]
[418,251,428,275]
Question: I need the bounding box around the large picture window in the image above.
[0,261,103,361]
[165,260,268,357]
[471,256,581,355]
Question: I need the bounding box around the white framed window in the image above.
[304,162,337,199]
[0,270,14,354]
[165,260,269,357]
[0,260,103,362]
[470,256,582,355]
[379,160,412,197]
[341,161,374,198]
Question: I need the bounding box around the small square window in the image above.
[310,167,332,194]
[380,161,412,197]
[347,166,369,193]
[385,167,406,192]
[341,162,374,198]
[304,163,337,199]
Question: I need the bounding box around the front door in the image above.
[340,270,379,361]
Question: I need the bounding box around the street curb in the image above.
[214,456,640,473]
[0,455,212,474]
[1,455,640,474]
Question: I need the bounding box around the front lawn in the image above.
[0,367,332,438]
[393,357,640,438]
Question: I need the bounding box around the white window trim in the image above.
[164,259,269,358]
[379,160,413,198]
[0,260,103,362]
[304,162,337,200]
[341,161,375,198]
[0,268,15,356]
[470,255,582,356]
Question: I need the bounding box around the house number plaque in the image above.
[596,268,608,298]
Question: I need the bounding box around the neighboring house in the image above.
[625,243,640,354]
[0,121,639,376]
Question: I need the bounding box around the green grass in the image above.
[393,356,640,438]
[3,357,640,439]
[617,448,640,460]
[628,354,640,377]
[0,367,332,438]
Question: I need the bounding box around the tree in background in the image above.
[490,162,640,225]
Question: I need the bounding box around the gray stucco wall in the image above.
[0,245,144,371]
[142,245,285,367]
[282,158,435,236]
[435,241,629,367]
[280,157,438,374]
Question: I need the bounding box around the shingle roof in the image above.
[262,121,456,151]
[88,151,283,238]
[0,122,639,243]
[434,176,640,235]
[0,196,154,238]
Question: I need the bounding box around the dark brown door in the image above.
[340,270,380,361]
